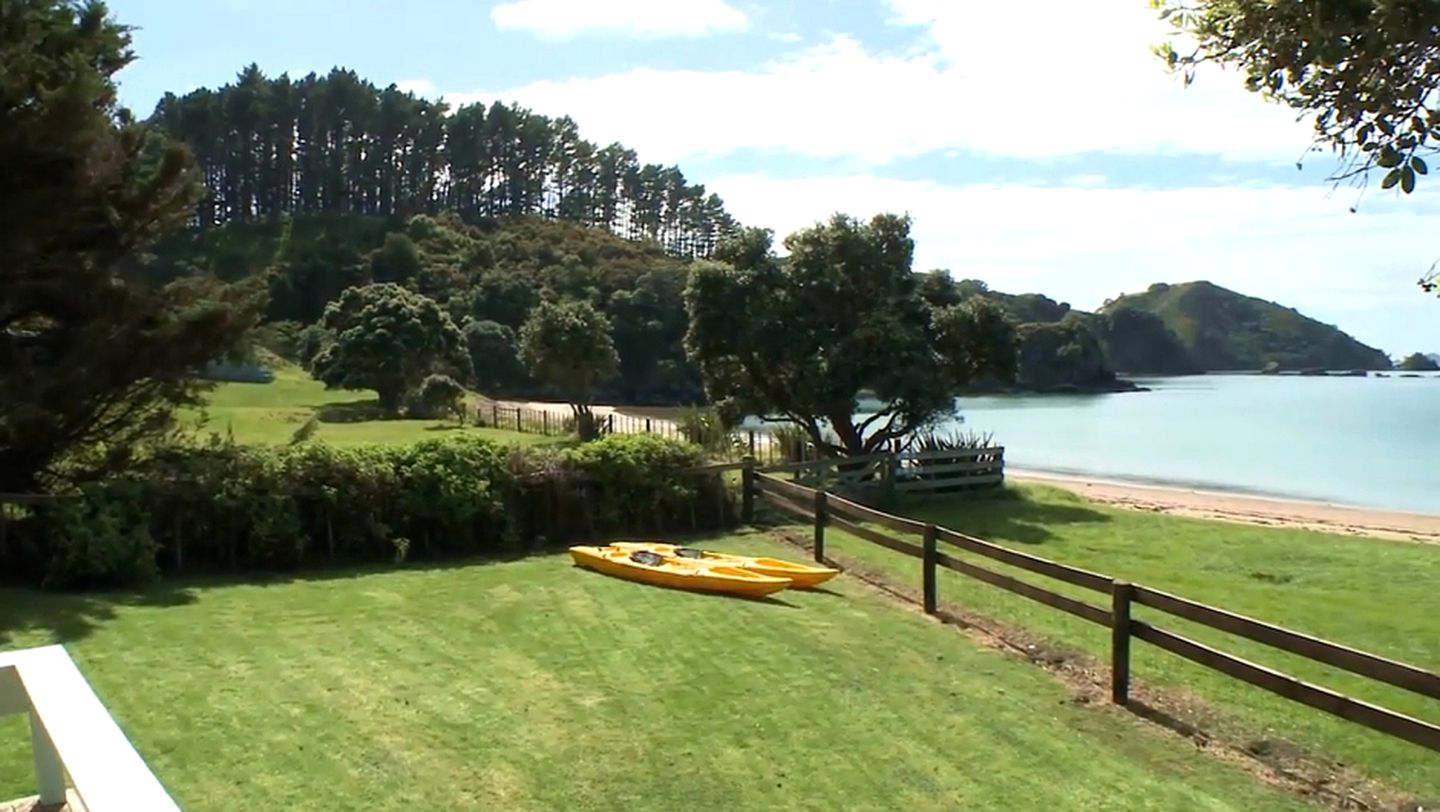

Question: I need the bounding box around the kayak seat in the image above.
[673,547,707,559]
[628,550,665,566]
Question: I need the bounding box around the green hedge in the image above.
[6,434,736,588]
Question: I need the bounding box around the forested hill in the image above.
[143,213,703,404]
[1102,281,1391,371]
[149,65,737,257]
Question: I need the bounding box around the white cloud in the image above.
[396,78,437,97]
[490,0,748,39]
[768,32,803,44]
[704,173,1440,355]
[452,2,1311,164]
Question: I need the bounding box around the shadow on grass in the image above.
[0,529,758,645]
[0,581,200,647]
[901,487,1111,546]
[313,399,390,423]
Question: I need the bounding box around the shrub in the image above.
[17,434,735,588]
[676,407,745,457]
[41,484,159,588]
[407,374,466,420]
[391,436,510,555]
[568,433,704,530]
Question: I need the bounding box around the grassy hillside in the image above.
[188,364,558,447]
[1103,281,1390,371]
[0,534,1308,810]
[805,484,1440,796]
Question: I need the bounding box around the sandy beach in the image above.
[1011,470,1440,544]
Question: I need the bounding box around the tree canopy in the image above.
[310,283,469,413]
[1092,307,1198,374]
[1397,351,1440,371]
[1155,0,1440,195]
[149,66,738,256]
[1015,320,1120,391]
[0,0,260,492]
[518,299,620,438]
[685,215,1015,457]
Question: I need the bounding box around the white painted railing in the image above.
[0,645,178,811]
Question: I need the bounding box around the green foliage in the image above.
[768,424,817,463]
[1093,306,1198,374]
[1103,280,1391,370]
[142,213,706,404]
[406,374,467,420]
[149,67,738,255]
[1155,0,1440,194]
[464,320,528,393]
[687,215,1012,457]
[41,484,159,588]
[917,270,965,309]
[391,436,510,554]
[311,283,470,412]
[1397,352,1440,371]
[370,232,423,284]
[519,299,620,439]
[0,0,262,492]
[567,434,704,529]
[288,416,320,445]
[1015,320,1119,391]
[932,298,1019,387]
[675,406,744,456]
[11,434,731,587]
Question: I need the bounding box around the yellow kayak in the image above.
[568,546,792,598]
[607,542,839,590]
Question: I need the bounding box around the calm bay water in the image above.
[944,374,1440,515]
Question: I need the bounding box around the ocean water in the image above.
[944,374,1440,514]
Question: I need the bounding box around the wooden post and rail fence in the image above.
[738,459,1440,754]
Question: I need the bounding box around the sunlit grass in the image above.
[802,483,1440,796]
[183,365,562,448]
[0,533,1307,810]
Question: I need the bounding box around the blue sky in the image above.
[110,0,1440,356]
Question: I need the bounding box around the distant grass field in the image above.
[0,533,1309,810]
[803,484,1440,797]
[186,366,560,448]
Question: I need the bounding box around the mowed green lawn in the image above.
[0,534,1309,811]
[184,366,559,447]
[805,484,1440,796]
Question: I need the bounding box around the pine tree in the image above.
[0,0,262,492]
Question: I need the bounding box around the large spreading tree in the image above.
[518,299,620,440]
[1155,1,1440,293]
[310,283,470,414]
[0,0,260,493]
[1155,1,1440,194]
[685,215,1017,457]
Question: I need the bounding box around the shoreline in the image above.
[1009,469,1440,544]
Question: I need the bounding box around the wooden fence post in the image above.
[748,430,756,456]
[922,523,938,614]
[543,411,550,435]
[741,457,756,524]
[645,418,652,434]
[812,489,828,563]
[1111,580,1133,705]
[491,403,498,426]
[515,408,522,432]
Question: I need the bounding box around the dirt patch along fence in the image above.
[743,471,1440,755]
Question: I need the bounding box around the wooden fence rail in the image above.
[742,462,1440,754]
